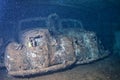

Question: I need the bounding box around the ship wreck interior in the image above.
[0,0,120,80]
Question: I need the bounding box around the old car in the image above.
[5,28,109,76]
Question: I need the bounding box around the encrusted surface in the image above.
[5,29,76,76]
[4,14,109,76]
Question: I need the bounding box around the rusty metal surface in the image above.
[4,28,109,76]
[5,29,76,76]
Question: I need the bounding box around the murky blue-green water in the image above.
[0,0,120,80]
